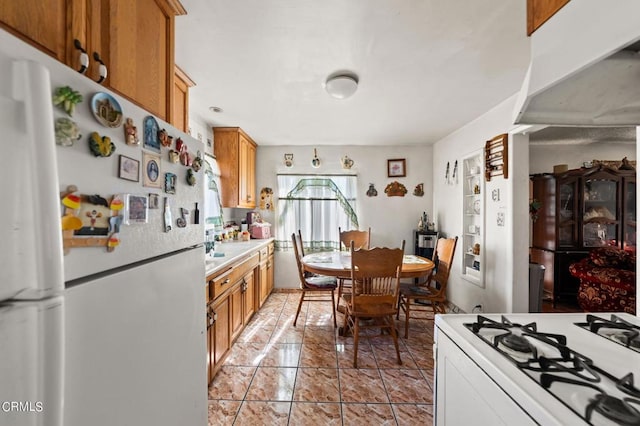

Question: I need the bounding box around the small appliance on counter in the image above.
[250,221,271,239]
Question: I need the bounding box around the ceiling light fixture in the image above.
[209,106,223,113]
[325,74,358,99]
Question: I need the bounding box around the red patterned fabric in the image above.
[569,249,636,315]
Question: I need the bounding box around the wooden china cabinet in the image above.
[530,165,636,304]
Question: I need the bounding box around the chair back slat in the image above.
[339,227,371,251]
[429,236,458,296]
[292,232,308,289]
[349,241,405,311]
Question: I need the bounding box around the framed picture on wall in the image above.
[387,159,406,177]
[118,155,140,182]
[142,152,162,188]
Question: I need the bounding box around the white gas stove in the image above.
[434,313,640,426]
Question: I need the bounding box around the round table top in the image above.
[301,251,435,279]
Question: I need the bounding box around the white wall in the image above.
[530,143,636,174]
[256,145,433,289]
[433,95,529,313]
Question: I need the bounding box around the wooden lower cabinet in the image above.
[267,253,274,295]
[230,281,243,343]
[242,270,256,324]
[206,249,265,383]
[210,295,230,377]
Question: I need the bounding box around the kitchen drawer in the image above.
[209,268,233,300]
[259,247,268,261]
[208,252,260,300]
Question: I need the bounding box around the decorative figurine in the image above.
[384,181,407,197]
[342,155,354,169]
[123,117,139,145]
[158,128,174,147]
[186,169,196,186]
[55,118,81,146]
[259,187,274,211]
[176,138,191,166]
[284,153,294,168]
[88,132,115,157]
[366,183,378,197]
[168,149,179,163]
[191,151,203,172]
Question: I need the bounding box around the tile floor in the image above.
[208,292,437,425]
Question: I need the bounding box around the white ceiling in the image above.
[175,0,531,146]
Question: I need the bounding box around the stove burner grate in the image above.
[466,315,640,425]
[576,314,640,353]
[588,394,640,425]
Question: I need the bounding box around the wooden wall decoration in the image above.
[485,133,508,181]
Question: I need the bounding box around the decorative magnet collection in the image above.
[52,85,204,254]
[59,185,123,253]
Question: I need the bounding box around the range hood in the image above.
[514,49,640,126]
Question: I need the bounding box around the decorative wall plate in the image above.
[91,92,123,128]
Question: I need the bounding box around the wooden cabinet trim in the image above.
[527,0,571,36]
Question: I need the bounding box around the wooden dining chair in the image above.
[291,232,337,328]
[397,236,458,338]
[341,240,405,368]
[336,227,371,310]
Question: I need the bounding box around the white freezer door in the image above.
[64,247,207,426]
[0,57,64,301]
[0,297,64,426]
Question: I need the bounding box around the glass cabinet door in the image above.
[582,175,618,248]
[557,178,578,248]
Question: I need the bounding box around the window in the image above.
[276,174,358,251]
[203,157,224,232]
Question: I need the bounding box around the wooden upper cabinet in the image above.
[527,0,570,35]
[213,127,258,209]
[0,0,69,62]
[104,0,186,120]
[1,0,186,120]
[172,65,195,132]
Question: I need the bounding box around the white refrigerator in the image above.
[0,29,207,426]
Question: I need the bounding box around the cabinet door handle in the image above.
[213,312,218,322]
[73,39,89,74]
[207,311,214,326]
[246,194,251,201]
[93,52,107,83]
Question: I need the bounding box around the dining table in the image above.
[301,251,435,280]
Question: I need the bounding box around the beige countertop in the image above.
[205,238,274,276]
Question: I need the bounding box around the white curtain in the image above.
[204,157,224,232]
[276,174,358,251]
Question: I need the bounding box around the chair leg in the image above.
[404,297,411,339]
[396,295,401,320]
[336,279,343,310]
[353,317,360,368]
[389,316,402,365]
[331,289,337,328]
[293,290,305,327]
